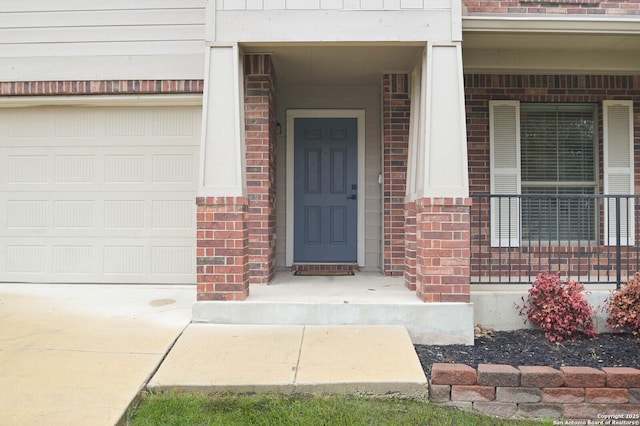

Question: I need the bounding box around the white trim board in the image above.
[285,109,366,267]
[0,94,203,108]
[463,15,640,35]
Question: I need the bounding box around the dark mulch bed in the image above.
[414,329,640,377]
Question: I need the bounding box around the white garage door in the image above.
[0,104,200,283]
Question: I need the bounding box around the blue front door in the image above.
[294,117,358,262]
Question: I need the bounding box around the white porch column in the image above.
[196,43,250,302]
[412,42,472,304]
[199,44,246,196]
[416,42,468,198]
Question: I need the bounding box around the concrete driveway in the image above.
[0,283,194,426]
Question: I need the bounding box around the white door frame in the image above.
[285,109,365,267]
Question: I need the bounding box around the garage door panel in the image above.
[5,153,50,184]
[0,106,200,146]
[0,105,199,284]
[1,237,195,283]
[2,146,197,191]
[2,193,195,237]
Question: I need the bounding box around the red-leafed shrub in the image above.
[606,273,640,335]
[517,271,597,342]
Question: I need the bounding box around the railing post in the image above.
[616,196,622,289]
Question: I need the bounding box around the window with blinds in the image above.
[519,104,597,241]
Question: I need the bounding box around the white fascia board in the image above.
[0,94,203,108]
[215,10,451,43]
[463,15,640,35]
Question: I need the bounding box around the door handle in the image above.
[347,194,357,200]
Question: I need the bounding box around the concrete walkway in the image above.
[0,283,428,426]
[148,324,428,398]
[0,283,194,426]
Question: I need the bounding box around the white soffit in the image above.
[462,15,640,51]
[463,15,640,35]
[462,15,640,73]
[243,44,424,87]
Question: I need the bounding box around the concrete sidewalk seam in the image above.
[142,321,191,388]
[116,321,191,426]
[292,325,306,385]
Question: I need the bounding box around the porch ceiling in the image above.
[242,44,424,86]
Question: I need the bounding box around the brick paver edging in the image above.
[430,363,640,420]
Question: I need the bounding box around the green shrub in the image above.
[517,271,597,342]
[606,272,640,335]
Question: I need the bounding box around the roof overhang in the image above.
[462,15,640,74]
[463,15,640,35]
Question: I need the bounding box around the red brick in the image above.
[477,364,520,387]
[466,73,640,283]
[541,388,585,403]
[602,367,640,388]
[416,198,472,302]
[451,385,495,402]
[431,363,477,385]
[584,388,629,403]
[463,0,640,15]
[560,366,606,388]
[519,366,564,388]
[441,294,471,302]
[382,74,410,277]
[0,80,204,96]
[244,55,277,285]
[196,197,249,301]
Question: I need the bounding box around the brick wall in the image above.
[430,363,640,419]
[466,74,640,282]
[415,197,472,302]
[244,55,278,285]
[466,74,640,196]
[0,80,204,95]
[382,74,410,277]
[196,197,250,301]
[463,0,640,15]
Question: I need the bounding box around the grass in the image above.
[127,392,551,425]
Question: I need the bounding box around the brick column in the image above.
[416,197,471,303]
[244,55,277,285]
[196,196,249,301]
[382,74,410,276]
[404,201,417,290]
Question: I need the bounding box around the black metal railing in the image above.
[470,194,640,287]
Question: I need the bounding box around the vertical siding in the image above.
[0,0,206,81]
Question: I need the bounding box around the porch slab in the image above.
[192,273,474,345]
[148,324,428,399]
